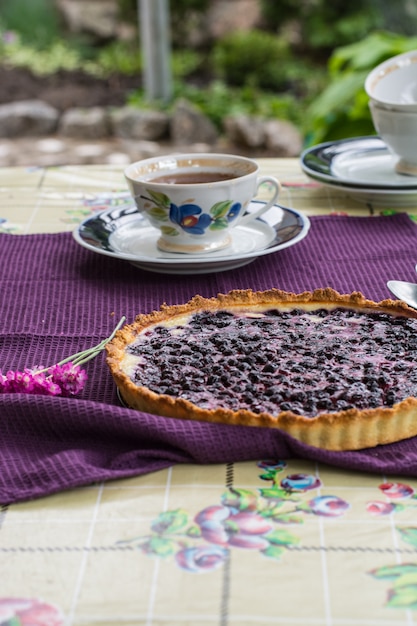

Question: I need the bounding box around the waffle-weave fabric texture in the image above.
[1,213,417,503]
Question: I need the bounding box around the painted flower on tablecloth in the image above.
[62,191,135,225]
[366,482,417,517]
[194,504,299,559]
[379,482,415,500]
[0,597,63,626]
[280,473,322,492]
[306,495,350,517]
[257,460,287,472]
[117,460,350,572]
[175,546,228,573]
[256,465,333,522]
[367,481,417,610]
[195,505,274,549]
[366,501,396,516]
[0,217,18,234]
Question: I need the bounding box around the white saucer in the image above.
[73,201,310,275]
[300,136,417,207]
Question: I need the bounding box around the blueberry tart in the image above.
[106,288,417,450]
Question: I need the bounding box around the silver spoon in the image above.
[387,280,417,309]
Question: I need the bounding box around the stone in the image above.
[263,119,303,156]
[57,0,119,40]
[223,114,265,148]
[206,0,261,39]
[58,107,110,139]
[180,0,261,46]
[0,100,59,137]
[170,99,218,145]
[124,139,166,160]
[111,108,170,141]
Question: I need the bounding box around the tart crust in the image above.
[106,288,417,451]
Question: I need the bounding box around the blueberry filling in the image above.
[125,307,417,417]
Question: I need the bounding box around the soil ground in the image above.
[0,66,140,110]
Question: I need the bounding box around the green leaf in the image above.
[266,528,300,547]
[146,189,171,209]
[271,513,304,524]
[147,536,179,557]
[259,470,278,481]
[210,200,233,218]
[387,585,417,609]
[151,509,190,534]
[222,488,258,511]
[209,218,229,231]
[264,503,285,514]
[186,524,202,538]
[399,527,417,549]
[148,207,169,221]
[308,72,368,119]
[393,572,417,589]
[116,535,149,547]
[160,225,179,236]
[369,563,417,580]
[330,32,417,74]
[262,545,285,559]
[259,487,297,500]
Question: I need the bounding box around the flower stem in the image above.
[59,316,126,366]
[37,316,126,374]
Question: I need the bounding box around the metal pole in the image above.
[139,0,173,102]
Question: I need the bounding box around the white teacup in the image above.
[369,100,417,175]
[365,50,417,112]
[124,153,281,254]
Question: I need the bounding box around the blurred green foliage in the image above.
[306,31,417,146]
[212,30,294,90]
[95,41,142,77]
[1,0,417,149]
[0,0,61,49]
[260,0,383,52]
[128,79,304,131]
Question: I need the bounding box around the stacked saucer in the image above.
[300,136,417,207]
[302,51,417,207]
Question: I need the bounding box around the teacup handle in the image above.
[239,176,281,225]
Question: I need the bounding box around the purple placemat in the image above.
[1,212,417,504]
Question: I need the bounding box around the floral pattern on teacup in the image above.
[142,189,241,236]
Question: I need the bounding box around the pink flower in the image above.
[48,362,88,396]
[379,482,414,500]
[280,473,322,492]
[366,501,396,516]
[257,460,287,472]
[0,597,63,626]
[2,31,17,45]
[307,495,350,517]
[175,546,228,572]
[0,369,62,396]
[0,317,125,399]
[195,505,273,549]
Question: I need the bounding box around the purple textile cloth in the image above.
[2,212,417,504]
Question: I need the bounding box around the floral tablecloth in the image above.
[1,161,417,626]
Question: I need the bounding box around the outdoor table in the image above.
[1,159,417,625]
